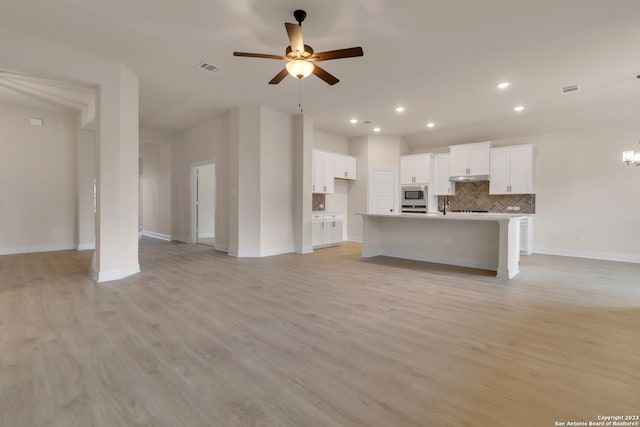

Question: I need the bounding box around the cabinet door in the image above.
[322,151,335,193]
[332,220,343,244]
[413,155,432,184]
[345,156,357,180]
[449,147,469,176]
[334,154,346,179]
[489,148,510,194]
[468,144,491,175]
[509,145,534,194]
[312,150,323,193]
[434,154,455,195]
[400,156,414,185]
[312,221,324,247]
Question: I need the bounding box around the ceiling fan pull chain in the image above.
[298,80,304,113]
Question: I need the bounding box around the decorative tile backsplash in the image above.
[313,193,326,211]
[436,181,535,213]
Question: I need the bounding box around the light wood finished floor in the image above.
[1,239,639,426]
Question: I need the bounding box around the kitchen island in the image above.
[357,212,526,279]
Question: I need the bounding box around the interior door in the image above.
[370,168,396,214]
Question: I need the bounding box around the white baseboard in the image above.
[214,243,228,253]
[294,245,314,254]
[228,246,295,257]
[347,236,363,243]
[92,264,141,283]
[171,235,191,243]
[533,247,640,264]
[198,232,215,239]
[0,243,75,255]
[76,243,95,251]
[141,231,171,241]
[260,246,294,257]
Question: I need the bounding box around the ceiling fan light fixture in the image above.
[286,60,314,79]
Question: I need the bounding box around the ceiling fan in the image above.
[233,9,364,86]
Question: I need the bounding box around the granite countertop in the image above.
[357,212,528,221]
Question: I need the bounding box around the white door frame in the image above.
[369,167,397,214]
[190,160,216,244]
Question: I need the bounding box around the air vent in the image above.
[561,84,580,95]
[198,62,222,73]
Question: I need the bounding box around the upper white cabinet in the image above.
[334,154,357,180]
[449,142,492,177]
[312,150,335,193]
[433,153,456,196]
[489,144,535,194]
[400,153,433,185]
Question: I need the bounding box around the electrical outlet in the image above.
[578,235,585,242]
[446,237,452,246]
[507,206,513,211]
[513,206,520,211]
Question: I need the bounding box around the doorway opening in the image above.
[191,161,216,247]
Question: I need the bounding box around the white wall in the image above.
[1,28,141,282]
[346,135,410,241]
[140,128,174,239]
[347,137,369,241]
[197,163,216,238]
[407,124,640,263]
[260,108,295,255]
[314,130,350,240]
[497,126,640,262]
[176,115,229,250]
[0,103,77,254]
[77,129,95,250]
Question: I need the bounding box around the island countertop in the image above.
[357,212,528,222]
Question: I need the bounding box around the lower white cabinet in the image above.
[312,212,343,248]
[520,215,534,255]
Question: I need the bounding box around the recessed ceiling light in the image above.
[350,118,358,124]
[395,106,405,113]
[373,127,381,132]
[426,122,435,128]
[497,82,510,89]
[514,105,525,112]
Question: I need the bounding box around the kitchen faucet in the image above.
[442,196,449,215]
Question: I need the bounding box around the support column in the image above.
[497,218,521,279]
[93,65,140,282]
[228,107,262,257]
[293,114,313,253]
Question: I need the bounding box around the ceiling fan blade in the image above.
[312,64,339,85]
[268,68,289,85]
[312,47,364,61]
[233,52,286,60]
[285,22,304,55]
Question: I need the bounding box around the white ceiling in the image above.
[0,70,95,113]
[0,0,639,148]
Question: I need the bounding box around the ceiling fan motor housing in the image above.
[293,9,307,25]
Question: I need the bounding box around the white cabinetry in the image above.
[449,142,491,177]
[334,154,357,180]
[433,153,456,196]
[400,154,433,185]
[312,212,343,248]
[520,215,534,255]
[312,150,335,193]
[489,144,534,194]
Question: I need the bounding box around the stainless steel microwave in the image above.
[402,186,426,203]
